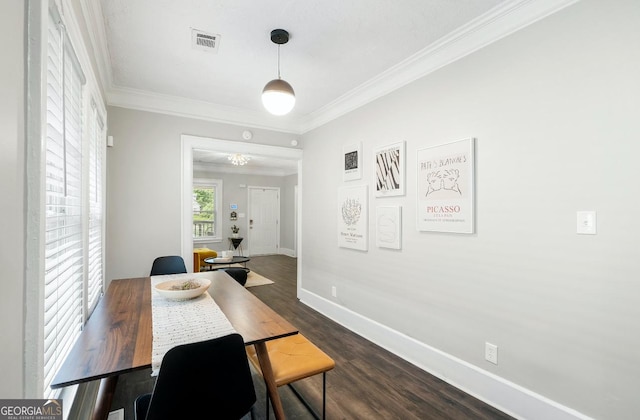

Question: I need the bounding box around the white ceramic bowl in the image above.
[154,278,211,300]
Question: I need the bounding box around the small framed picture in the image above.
[338,185,368,251]
[374,141,405,197]
[376,206,401,249]
[343,143,362,181]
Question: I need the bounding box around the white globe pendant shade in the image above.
[262,79,295,116]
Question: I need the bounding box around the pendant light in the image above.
[262,29,295,116]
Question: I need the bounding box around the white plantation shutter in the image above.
[87,102,105,311]
[43,5,86,397]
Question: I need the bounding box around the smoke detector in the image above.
[191,29,220,53]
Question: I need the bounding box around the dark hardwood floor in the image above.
[110,255,513,419]
[244,255,512,420]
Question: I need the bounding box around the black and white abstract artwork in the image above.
[343,143,362,181]
[374,141,405,197]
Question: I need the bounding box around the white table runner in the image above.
[150,272,236,375]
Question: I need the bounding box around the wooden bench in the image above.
[246,334,335,420]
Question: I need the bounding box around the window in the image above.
[193,179,222,242]
[36,2,107,398]
[43,5,85,397]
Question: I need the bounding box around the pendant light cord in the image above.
[277,44,281,79]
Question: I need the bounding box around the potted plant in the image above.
[231,224,240,238]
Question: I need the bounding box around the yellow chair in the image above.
[192,247,217,272]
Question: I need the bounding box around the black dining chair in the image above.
[223,267,249,286]
[134,333,256,420]
[149,255,187,276]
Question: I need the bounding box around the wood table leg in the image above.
[193,253,200,273]
[254,342,286,420]
[92,376,118,420]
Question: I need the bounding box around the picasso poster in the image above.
[417,138,475,233]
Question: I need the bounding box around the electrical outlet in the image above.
[485,342,498,365]
[331,286,337,298]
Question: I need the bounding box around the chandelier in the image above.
[228,153,250,166]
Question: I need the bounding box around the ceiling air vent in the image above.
[191,29,220,53]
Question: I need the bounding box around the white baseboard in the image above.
[246,249,296,257]
[298,288,591,420]
[278,248,296,257]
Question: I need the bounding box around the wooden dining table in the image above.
[51,271,298,420]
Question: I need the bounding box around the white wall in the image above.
[299,0,640,419]
[192,169,296,254]
[0,0,25,399]
[281,174,298,254]
[105,106,298,281]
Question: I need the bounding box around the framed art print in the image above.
[376,206,401,249]
[374,141,405,197]
[338,185,368,251]
[417,138,475,234]
[343,143,362,181]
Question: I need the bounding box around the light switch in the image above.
[576,211,597,235]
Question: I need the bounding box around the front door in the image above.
[248,187,279,255]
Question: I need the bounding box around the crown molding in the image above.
[300,0,580,133]
[84,0,580,134]
[107,86,304,134]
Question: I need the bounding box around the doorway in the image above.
[248,186,280,255]
[180,134,303,273]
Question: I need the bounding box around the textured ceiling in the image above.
[99,0,505,123]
